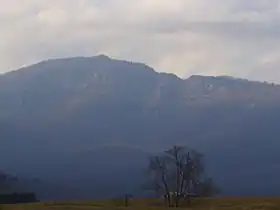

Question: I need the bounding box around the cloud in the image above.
[0,0,280,83]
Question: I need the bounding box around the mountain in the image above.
[0,55,280,200]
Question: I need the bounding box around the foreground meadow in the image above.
[1,197,280,210]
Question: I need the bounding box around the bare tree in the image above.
[148,145,217,207]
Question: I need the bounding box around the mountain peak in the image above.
[32,54,112,67]
[94,54,111,60]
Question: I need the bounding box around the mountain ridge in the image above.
[2,55,278,86]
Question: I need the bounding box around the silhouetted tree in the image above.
[148,145,217,207]
[0,172,17,193]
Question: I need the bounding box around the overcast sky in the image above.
[1,0,280,83]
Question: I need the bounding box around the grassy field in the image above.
[1,197,280,210]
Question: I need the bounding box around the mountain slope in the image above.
[0,55,280,199]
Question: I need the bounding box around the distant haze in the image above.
[1,0,280,83]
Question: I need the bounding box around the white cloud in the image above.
[0,0,280,83]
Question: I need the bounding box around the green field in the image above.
[1,197,280,210]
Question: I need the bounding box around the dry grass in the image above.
[1,197,280,210]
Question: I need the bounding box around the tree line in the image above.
[0,145,217,206]
[0,173,37,204]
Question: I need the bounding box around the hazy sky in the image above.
[1,0,280,82]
